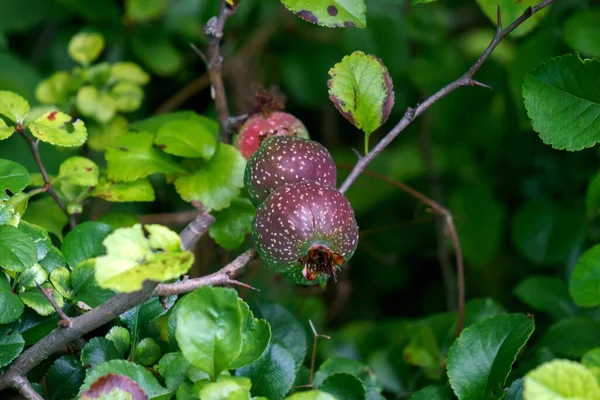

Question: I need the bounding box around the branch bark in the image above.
[338,0,554,194]
[11,375,43,400]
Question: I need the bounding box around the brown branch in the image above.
[339,166,466,336]
[36,284,71,328]
[153,248,258,297]
[338,0,554,195]
[179,207,216,251]
[203,1,234,142]
[11,375,43,400]
[17,128,76,229]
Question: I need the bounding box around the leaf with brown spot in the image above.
[81,374,148,400]
[280,0,366,28]
[327,51,394,153]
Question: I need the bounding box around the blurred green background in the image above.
[1,0,599,392]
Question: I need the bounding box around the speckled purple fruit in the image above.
[252,180,359,285]
[235,111,310,160]
[244,136,337,206]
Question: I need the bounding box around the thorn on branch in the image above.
[497,5,503,30]
[228,280,260,292]
[190,43,207,63]
[351,148,363,160]
[36,284,71,327]
[470,79,493,89]
[159,296,170,310]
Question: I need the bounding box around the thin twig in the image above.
[153,248,258,297]
[154,74,211,115]
[11,375,44,400]
[202,1,234,142]
[36,284,71,328]
[338,166,466,336]
[338,0,554,195]
[17,127,76,229]
[308,320,330,386]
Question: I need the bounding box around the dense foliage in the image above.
[1,0,600,399]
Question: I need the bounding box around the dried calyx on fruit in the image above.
[252,180,358,285]
[244,135,337,205]
[235,111,309,159]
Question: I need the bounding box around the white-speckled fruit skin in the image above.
[252,181,359,286]
[244,136,337,206]
[234,111,309,159]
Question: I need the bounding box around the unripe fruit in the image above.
[252,180,358,285]
[244,136,336,206]
[235,111,309,159]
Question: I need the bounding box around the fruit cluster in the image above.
[238,112,359,285]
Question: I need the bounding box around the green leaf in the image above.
[23,197,68,240]
[287,391,337,400]
[511,200,585,264]
[157,352,190,391]
[447,313,535,400]
[505,378,524,400]
[110,62,150,85]
[570,244,600,307]
[88,115,129,151]
[80,374,150,400]
[475,0,549,38]
[95,224,193,293]
[236,340,296,399]
[255,301,307,373]
[39,245,66,274]
[564,10,600,58]
[134,337,162,366]
[280,0,366,28]
[175,287,244,380]
[411,0,437,4]
[71,260,114,308]
[0,224,37,272]
[111,82,144,113]
[197,377,253,400]
[0,118,13,140]
[313,358,383,396]
[450,186,505,267]
[0,328,25,368]
[20,264,48,289]
[0,90,30,123]
[0,159,29,200]
[35,71,72,105]
[524,359,600,400]
[50,267,71,299]
[29,111,88,147]
[155,118,218,159]
[120,297,174,339]
[79,360,171,399]
[62,221,113,268]
[319,372,366,400]
[130,111,203,134]
[175,144,246,211]
[209,199,255,250]
[327,51,394,152]
[464,298,505,327]
[76,86,117,123]
[587,171,600,219]
[19,220,52,262]
[514,276,576,319]
[81,337,121,368]
[523,55,600,151]
[230,299,271,369]
[538,317,600,358]
[46,355,86,400]
[131,30,182,77]
[126,0,168,22]
[106,132,186,182]
[58,156,99,187]
[410,386,453,400]
[97,212,140,230]
[68,32,105,66]
[0,274,24,324]
[583,348,600,384]
[146,224,182,252]
[106,326,131,358]
[92,178,156,202]
[20,283,64,316]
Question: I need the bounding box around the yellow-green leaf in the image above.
[29,111,87,147]
[76,86,116,124]
[91,178,155,202]
[68,32,105,66]
[280,0,366,28]
[110,62,150,85]
[58,156,99,187]
[524,359,600,400]
[0,90,30,123]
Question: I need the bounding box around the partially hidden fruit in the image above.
[252,180,358,285]
[244,135,336,205]
[235,111,309,159]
